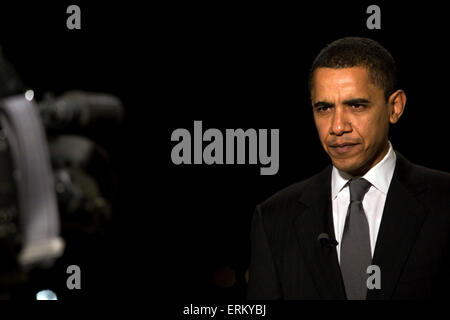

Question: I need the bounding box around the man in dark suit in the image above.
[247,37,450,300]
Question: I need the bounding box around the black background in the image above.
[0,0,449,311]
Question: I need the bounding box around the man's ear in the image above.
[388,89,406,124]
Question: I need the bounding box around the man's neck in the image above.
[346,141,390,177]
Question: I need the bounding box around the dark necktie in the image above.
[340,178,372,300]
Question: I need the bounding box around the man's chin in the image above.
[331,159,364,176]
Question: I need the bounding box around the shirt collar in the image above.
[331,141,396,199]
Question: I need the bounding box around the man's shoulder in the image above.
[410,163,450,182]
[407,164,450,199]
[396,152,450,190]
[258,165,330,213]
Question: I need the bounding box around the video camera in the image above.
[0,48,123,297]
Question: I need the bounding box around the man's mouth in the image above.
[328,142,360,154]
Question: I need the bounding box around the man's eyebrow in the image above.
[313,101,334,109]
[342,98,371,105]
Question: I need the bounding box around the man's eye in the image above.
[317,106,330,112]
[352,104,364,109]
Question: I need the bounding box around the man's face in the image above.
[311,67,393,176]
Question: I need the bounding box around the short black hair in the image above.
[309,37,397,100]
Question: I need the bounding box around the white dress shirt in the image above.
[332,142,396,263]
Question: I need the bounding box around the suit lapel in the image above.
[294,166,346,299]
[367,152,429,300]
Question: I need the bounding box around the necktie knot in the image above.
[348,178,371,203]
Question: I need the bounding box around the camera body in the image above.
[0,48,123,298]
[0,92,122,298]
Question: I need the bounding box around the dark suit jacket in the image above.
[247,152,450,299]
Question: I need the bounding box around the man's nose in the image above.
[330,108,351,136]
